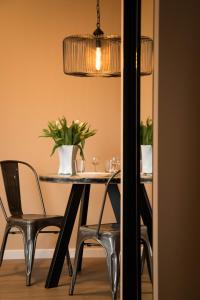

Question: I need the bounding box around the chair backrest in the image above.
[0,160,46,216]
[96,170,121,237]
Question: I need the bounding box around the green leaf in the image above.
[51,143,61,156]
[77,145,84,160]
[66,126,72,144]
[73,132,81,145]
[140,118,153,145]
[40,117,97,156]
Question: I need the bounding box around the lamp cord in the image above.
[96,0,100,29]
[93,0,104,36]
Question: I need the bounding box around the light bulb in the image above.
[96,46,101,71]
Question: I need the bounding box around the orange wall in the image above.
[0,0,121,250]
[0,0,153,251]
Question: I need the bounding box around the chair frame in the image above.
[0,160,72,285]
[69,170,152,299]
[69,170,121,300]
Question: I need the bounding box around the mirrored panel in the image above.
[141,0,154,299]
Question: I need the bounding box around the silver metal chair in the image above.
[0,160,72,286]
[69,170,153,300]
[69,170,121,300]
[141,226,153,282]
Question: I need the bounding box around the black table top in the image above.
[39,172,152,184]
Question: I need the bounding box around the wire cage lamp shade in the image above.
[63,34,121,77]
[140,36,153,76]
[63,35,153,77]
[62,0,153,77]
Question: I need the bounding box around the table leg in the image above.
[76,185,91,271]
[140,184,152,247]
[45,184,85,288]
[107,184,120,223]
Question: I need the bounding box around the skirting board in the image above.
[3,247,106,260]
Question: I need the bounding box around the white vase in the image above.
[58,145,78,175]
[141,145,152,174]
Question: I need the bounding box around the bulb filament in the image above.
[96,46,101,71]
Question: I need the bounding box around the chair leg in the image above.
[0,224,11,266]
[22,225,38,286]
[141,244,146,274]
[104,239,120,300]
[69,234,84,295]
[142,238,153,282]
[66,248,73,277]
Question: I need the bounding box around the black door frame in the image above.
[123,0,141,299]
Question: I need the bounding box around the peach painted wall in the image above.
[0,0,153,251]
[0,0,121,250]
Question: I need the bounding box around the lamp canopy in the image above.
[63,0,153,77]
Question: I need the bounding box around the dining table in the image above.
[39,172,152,288]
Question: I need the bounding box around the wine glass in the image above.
[110,157,120,172]
[75,159,85,173]
[92,156,99,172]
[115,157,120,171]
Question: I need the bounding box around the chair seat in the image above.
[81,224,148,235]
[7,214,63,225]
[80,223,120,236]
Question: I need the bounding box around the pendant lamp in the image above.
[63,0,120,77]
[63,0,153,77]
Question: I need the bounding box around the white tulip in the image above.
[55,120,62,129]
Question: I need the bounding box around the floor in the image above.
[0,258,152,300]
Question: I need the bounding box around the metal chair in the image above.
[0,160,72,286]
[69,171,152,300]
[69,170,121,300]
[69,170,152,300]
[141,226,153,282]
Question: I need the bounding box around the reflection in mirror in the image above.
[141,0,154,299]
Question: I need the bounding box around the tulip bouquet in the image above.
[41,117,96,159]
